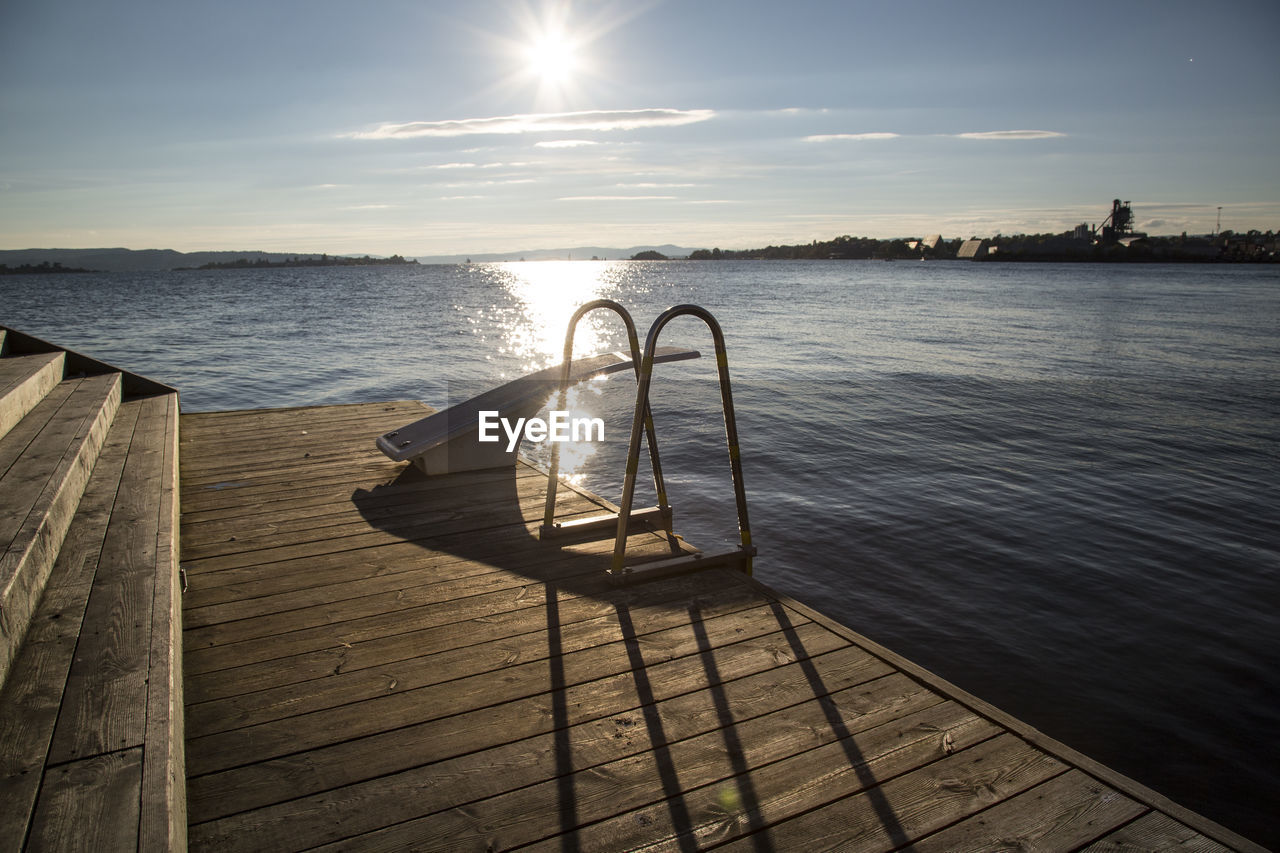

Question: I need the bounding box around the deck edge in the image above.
[747,575,1269,853]
[141,392,187,850]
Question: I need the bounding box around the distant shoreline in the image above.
[2,233,1276,272]
[0,262,94,275]
[174,254,418,271]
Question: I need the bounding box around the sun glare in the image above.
[527,31,578,85]
[499,260,618,367]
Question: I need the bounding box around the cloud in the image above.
[558,195,678,201]
[804,132,901,142]
[536,140,598,148]
[954,130,1065,140]
[348,109,715,140]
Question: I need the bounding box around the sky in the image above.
[1,0,1278,255]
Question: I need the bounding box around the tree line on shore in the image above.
[680,229,1277,263]
[0,261,94,275]
[179,254,419,270]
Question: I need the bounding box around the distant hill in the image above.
[414,245,699,264]
[0,248,405,272]
[0,245,702,271]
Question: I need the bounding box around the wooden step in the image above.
[0,372,121,687]
[0,351,65,442]
[0,392,184,851]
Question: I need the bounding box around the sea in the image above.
[3,259,1277,846]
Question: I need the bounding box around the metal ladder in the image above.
[539,299,681,552]
[610,304,755,580]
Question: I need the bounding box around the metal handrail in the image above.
[540,299,679,552]
[611,304,754,577]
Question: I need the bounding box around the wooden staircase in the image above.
[0,326,184,850]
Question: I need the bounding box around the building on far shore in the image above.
[957,238,989,259]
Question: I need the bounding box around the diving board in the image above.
[376,346,698,475]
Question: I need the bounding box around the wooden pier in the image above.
[0,329,1267,851]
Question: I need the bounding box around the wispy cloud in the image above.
[558,195,678,201]
[802,129,1064,142]
[954,130,1065,140]
[348,109,715,139]
[805,132,901,142]
[536,140,598,148]
[443,179,537,188]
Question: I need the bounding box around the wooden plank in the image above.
[178,464,589,561]
[178,459,540,529]
[751,578,1271,853]
[185,607,831,777]
[181,535,691,681]
[25,748,144,852]
[180,533,678,671]
[0,351,64,441]
[179,412,413,461]
[180,415,401,459]
[0,374,117,550]
[186,578,768,737]
[187,620,862,835]
[179,400,425,437]
[139,393,186,852]
[0,373,120,688]
[181,457,401,498]
[0,379,77,476]
[323,700,996,853]
[182,459,548,529]
[907,770,1146,852]
[180,514,618,630]
[179,461,423,513]
[179,499,618,605]
[1082,811,1236,852]
[185,563,746,688]
[176,480,616,576]
[706,733,1066,853]
[0,400,139,848]
[48,392,165,763]
[180,505,612,619]
[175,401,1264,853]
[195,654,909,850]
[184,554,734,704]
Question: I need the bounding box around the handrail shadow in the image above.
[768,600,909,847]
[351,462,670,598]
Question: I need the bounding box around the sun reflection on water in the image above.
[493,260,623,370]
[484,261,638,483]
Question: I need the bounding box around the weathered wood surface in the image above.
[0,391,183,851]
[0,350,64,439]
[181,401,1264,853]
[0,372,120,686]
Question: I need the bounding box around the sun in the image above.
[526,30,579,85]
[485,1,625,109]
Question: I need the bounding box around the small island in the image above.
[0,261,96,275]
[177,254,419,271]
